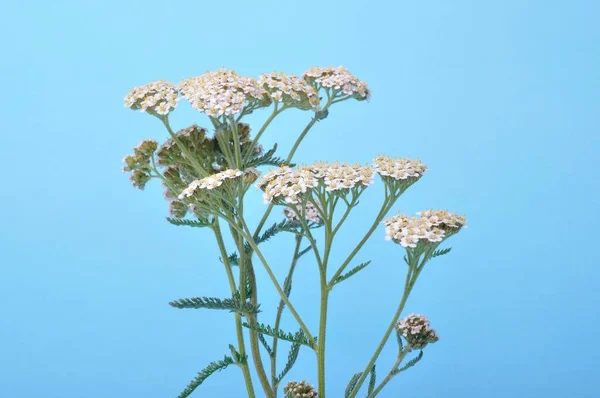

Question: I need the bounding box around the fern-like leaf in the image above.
[258,333,273,357]
[247,143,294,168]
[393,351,424,375]
[431,247,452,258]
[396,329,404,351]
[345,372,362,397]
[276,339,301,384]
[255,219,295,245]
[221,252,239,266]
[242,322,315,349]
[166,217,209,228]
[367,364,377,395]
[331,261,372,287]
[169,296,261,316]
[296,245,312,260]
[177,355,235,398]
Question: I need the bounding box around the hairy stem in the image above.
[231,221,274,398]
[367,347,412,398]
[212,222,255,398]
[348,263,423,398]
[271,234,303,394]
[328,194,397,286]
[230,219,315,346]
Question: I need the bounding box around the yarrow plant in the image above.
[122,66,466,398]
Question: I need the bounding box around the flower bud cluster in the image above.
[124,80,179,115]
[259,72,320,110]
[256,162,374,204]
[373,155,427,181]
[122,139,158,190]
[178,69,271,117]
[303,66,370,100]
[384,210,466,248]
[396,314,439,349]
[178,169,243,199]
[284,202,322,224]
[283,380,318,398]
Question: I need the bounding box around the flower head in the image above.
[303,66,370,100]
[178,69,270,117]
[122,139,159,190]
[124,80,179,115]
[256,162,374,204]
[283,380,318,398]
[284,202,323,224]
[259,72,320,110]
[178,169,243,199]
[373,155,427,181]
[396,314,439,349]
[384,210,466,248]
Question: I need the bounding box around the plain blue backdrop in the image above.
[2,1,599,397]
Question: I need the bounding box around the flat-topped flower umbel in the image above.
[121,65,467,398]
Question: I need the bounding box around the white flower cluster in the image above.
[373,155,427,181]
[178,169,243,199]
[384,210,466,248]
[178,69,268,117]
[257,163,375,204]
[258,72,320,110]
[283,380,318,398]
[303,66,370,99]
[124,80,179,115]
[396,314,439,349]
[284,202,322,224]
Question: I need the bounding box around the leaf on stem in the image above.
[166,217,210,228]
[331,261,372,287]
[431,247,452,259]
[177,355,235,398]
[393,351,424,375]
[246,143,294,168]
[258,333,273,357]
[168,296,261,316]
[396,329,404,351]
[276,337,302,384]
[295,246,312,260]
[242,321,316,349]
[345,372,362,397]
[367,364,377,395]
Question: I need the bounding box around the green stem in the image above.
[243,105,284,165]
[229,116,243,169]
[231,218,315,346]
[328,195,397,287]
[367,347,412,398]
[160,116,208,177]
[212,221,255,398]
[317,202,336,397]
[348,264,422,398]
[231,221,274,398]
[271,234,303,394]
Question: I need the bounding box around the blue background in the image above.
[2,1,599,397]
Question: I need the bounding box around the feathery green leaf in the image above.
[242,322,316,349]
[166,217,209,228]
[345,372,362,397]
[296,245,312,260]
[367,364,377,395]
[258,332,273,357]
[393,351,424,375]
[431,247,452,258]
[177,355,235,398]
[332,261,372,287]
[276,338,301,384]
[246,143,295,168]
[169,296,260,316]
